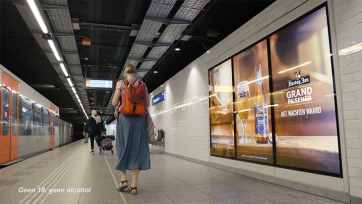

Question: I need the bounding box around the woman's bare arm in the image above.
[112,89,122,107]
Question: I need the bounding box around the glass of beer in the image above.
[236,81,251,145]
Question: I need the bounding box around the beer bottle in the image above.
[254,64,269,144]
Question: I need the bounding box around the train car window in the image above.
[12,92,18,135]
[43,115,50,136]
[20,106,33,135]
[2,88,9,136]
[34,112,42,135]
[34,104,41,112]
[55,118,59,136]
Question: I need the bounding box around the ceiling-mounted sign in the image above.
[152,90,165,106]
[84,78,114,90]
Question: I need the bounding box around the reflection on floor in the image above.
[0,140,345,204]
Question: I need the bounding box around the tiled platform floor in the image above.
[0,140,345,204]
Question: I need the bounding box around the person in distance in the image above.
[83,110,104,154]
[83,123,89,143]
[112,61,150,194]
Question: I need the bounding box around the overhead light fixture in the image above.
[174,41,181,51]
[153,66,159,74]
[48,40,61,61]
[60,63,69,77]
[27,0,48,33]
[67,78,73,87]
[72,87,76,94]
[75,94,79,99]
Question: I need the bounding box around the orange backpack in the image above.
[120,79,147,117]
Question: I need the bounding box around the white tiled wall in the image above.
[332,0,362,200]
[148,0,362,201]
[106,120,117,136]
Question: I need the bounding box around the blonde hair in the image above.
[91,110,101,124]
[124,61,137,77]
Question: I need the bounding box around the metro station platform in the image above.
[0,141,345,204]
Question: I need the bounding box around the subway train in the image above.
[0,64,73,165]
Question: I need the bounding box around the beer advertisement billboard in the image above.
[270,7,340,174]
[233,40,273,164]
[208,5,341,175]
[209,60,234,158]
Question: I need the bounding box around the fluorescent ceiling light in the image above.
[278,61,312,74]
[60,63,69,77]
[27,0,48,33]
[75,94,79,99]
[175,48,181,51]
[72,87,76,94]
[67,78,73,87]
[48,40,61,61]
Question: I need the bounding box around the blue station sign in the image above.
[152,90,165,106]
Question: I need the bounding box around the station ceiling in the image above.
[0,0,274,124]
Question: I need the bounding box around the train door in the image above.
[50,105,55,149]
[0,72,19,164]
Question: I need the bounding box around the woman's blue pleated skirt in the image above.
[115,113,150,171]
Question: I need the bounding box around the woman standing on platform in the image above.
[83,110,103,154]
[112,62,150,194]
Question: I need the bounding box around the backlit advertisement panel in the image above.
[209,59,234,158]
[270,7,340,174]
[233,40,273,164]
[208,5,341,176]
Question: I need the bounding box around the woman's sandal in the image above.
[127,186,137,194]
[116,180,128,191]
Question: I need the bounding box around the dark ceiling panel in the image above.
[1,0,275,125]
[143,0,275,93]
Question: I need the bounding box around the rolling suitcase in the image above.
[100,136,114,154]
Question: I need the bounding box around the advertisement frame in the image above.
[208,59,235,159]
[207,3,342,178]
